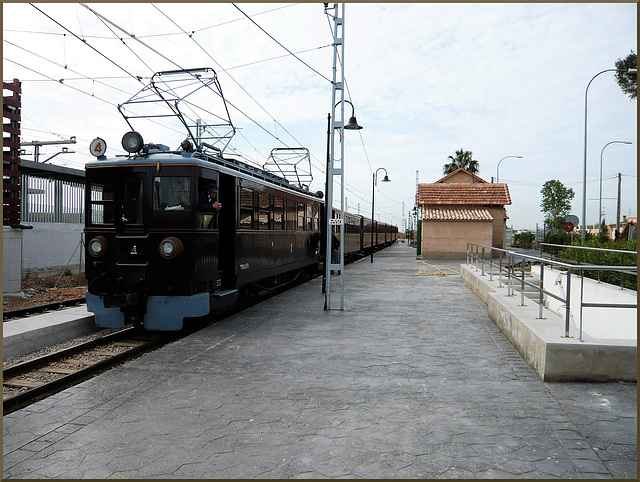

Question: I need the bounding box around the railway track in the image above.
[2,327,174,415]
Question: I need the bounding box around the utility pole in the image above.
[616,172,622,239]
[402,202,406,236]
[324,3,347,310]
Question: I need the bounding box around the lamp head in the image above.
[344,116,363,130]
[122,131,144,154]
[382,175,390,182]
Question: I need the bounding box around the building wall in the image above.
[441,171,477,184]
[487,206,507,249]
[421,220,493,258]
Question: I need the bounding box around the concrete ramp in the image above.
[461,263,636,381]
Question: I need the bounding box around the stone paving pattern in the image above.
[3,244,637,478]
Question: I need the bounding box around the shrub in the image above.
[559,239,637,290]
[513,232,535,249]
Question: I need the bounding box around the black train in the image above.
[84,135,397,331]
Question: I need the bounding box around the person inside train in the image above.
[198,182,222,211]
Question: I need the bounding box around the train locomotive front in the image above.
[85,148,221,330]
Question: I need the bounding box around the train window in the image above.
[273,196,284,230]
[312,203,319,230]
[297,203,306,231]
[285,200,296,231]
[239,187,254,229]
[306,204,313,231]
[258,192,270,230]
[124,179,144,224]
[89,183,115,225]
[153,177,190,211]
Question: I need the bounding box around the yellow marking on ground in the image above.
[414,261,459,276]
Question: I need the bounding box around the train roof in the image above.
[86,147,323,200]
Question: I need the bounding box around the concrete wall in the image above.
[3,227,22,293]
[21,222,84,274]
[3,223,85,294]
[421,220,492,258]
[541,266,637,341]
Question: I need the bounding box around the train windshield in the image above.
[153,177,191,211]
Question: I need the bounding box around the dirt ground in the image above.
[3,272,87,313]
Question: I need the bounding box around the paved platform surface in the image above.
[3,243,636,478]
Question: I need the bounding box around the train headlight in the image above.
[88,236,108,258]
[122,131,144,153]
[159,237,184,259]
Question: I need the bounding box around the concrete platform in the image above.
[3,244,637,478]
[460,264,637,382]
[3,306,96,360]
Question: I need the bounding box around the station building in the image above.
[417,168,511,258]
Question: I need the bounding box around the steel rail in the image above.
[2,327,167,415]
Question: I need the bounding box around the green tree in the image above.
[598,219,611,243]
[615,50,637,100]
[443,148,479,175]
[540,180,575,232]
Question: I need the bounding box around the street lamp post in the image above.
[324,2,363,311]
[581,67,637,241]
[371,167,390,263]
[495,155,523,183]
[598,141,632,235]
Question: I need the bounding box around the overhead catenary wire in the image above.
[29,3,144,85]
[3,39,133,96]
[4,57,117,107]
[232,3,333,85]
[4,5,299,41]
[79,3,182,73]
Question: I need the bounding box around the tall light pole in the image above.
[495,155,523,183]
[598,141,632,235]
[324,3,362,311]
[581,67,637,241]
[371,167,390,263]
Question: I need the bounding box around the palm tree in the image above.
[443,148,479,174]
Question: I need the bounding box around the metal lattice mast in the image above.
[325,3,346,310]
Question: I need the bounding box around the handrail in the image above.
[466,242,637,340]
[541,242,637,256]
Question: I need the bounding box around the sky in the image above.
[3,2,637,231]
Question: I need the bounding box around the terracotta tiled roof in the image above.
[417,183,511,206]
[423,208,494,222]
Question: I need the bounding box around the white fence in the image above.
[21,174,84,223]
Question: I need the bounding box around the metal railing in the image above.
[466,243,637,341]
[541,242,637,288]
